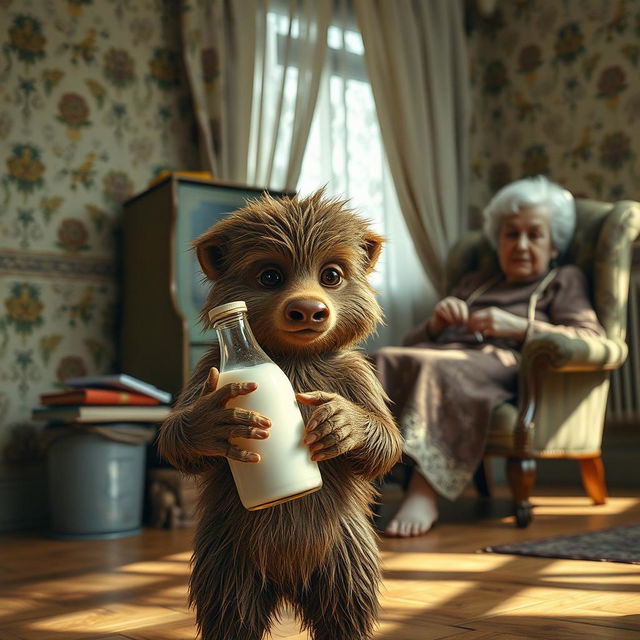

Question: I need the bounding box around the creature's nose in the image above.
[285,298,330,328]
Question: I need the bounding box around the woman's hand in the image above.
[467,307,529,340]
[428,296,469,337]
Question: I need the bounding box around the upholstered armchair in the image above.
[445,199,640,527]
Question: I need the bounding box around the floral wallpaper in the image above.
[0,0,196,451]
[467,0,640,224]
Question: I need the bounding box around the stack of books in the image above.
[32,374,172,424]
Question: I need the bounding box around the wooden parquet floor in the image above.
[1,485,639,640]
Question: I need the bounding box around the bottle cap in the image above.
[208,301,248,325]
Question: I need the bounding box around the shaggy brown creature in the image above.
[157,190,402,640]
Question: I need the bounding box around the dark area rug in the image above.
[482,524,640,564]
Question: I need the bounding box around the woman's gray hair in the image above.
[482,175,576,254]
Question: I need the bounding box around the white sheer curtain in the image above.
[354,0,471,295]
[248,2,333,190]
[181,0,256,181]
[181,0,331,189]
[294,2,434,350]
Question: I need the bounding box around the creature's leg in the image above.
[298,520,380,640]
[190,556,278,640]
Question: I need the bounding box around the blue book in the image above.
[63,373,172,404]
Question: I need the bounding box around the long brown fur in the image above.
[157,190,402,640]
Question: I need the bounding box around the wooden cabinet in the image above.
[120,175,282,398]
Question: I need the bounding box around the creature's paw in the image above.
[297,391,366,461]
[188,367,272,462]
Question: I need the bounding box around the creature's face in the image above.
[195,191,384,357]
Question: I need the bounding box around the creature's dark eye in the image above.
[257,267,284,288]
[320,265,343,288]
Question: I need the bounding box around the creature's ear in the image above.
[194,227,227,281]
[363,231,384,274]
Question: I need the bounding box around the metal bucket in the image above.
[47,425,153,540]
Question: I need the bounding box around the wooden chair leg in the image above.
[506,457,536,528]
[473,458,492,498]
[579,456,607,505]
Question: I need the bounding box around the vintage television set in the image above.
[120,175,287,398]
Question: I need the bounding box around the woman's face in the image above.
[498,205,558,283]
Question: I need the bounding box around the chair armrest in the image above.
[514,333,627,449]
[521,333,628,373]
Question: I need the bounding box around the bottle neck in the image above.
[214,312,271,371]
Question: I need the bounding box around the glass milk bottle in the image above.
[208,301,323,510]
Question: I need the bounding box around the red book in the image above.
[40,388,160,406]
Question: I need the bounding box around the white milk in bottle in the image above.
[209,301,322,510]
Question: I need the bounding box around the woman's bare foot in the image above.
[385,471,438,537]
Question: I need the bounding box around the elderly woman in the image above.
[374,176,605,538]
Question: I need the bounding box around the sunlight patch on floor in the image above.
[529,495,639,516]
[11,570,163,597]
[382,551,515,570]
[535,561,640,585]
[160,551,193,562]
[117,560,190,575]
[27,603,184,634]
